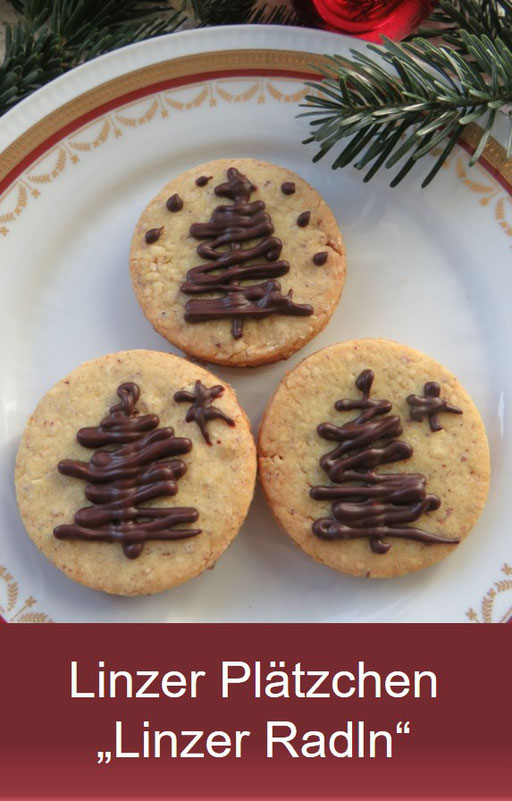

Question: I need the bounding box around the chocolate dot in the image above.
[145,227,163,244]
[166,193,183,212]
[297,211,311,228]
[313,251,328,265]
[281,182,296,195]
[196,175,212,187]
[125,542,143,560]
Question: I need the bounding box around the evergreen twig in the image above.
[0,0,185,115]
[0,0,300,115]
[301,27,512,187]
[414,0,512,50]
[0,20,62,113]
[190,0,299,27]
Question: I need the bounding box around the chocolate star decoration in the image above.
[406,381,463,432]
[181,166,313,340]
[174,380,235,445]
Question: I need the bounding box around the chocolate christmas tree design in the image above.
[310,370,459,554]
[181,166,314,339]
[53,382,201,559]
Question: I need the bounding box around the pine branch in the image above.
[190,0,254,25]
[0,20,63,112]
[249,4,300,26]
[190,0,299,27]
[0,0,300,115]
[301,31,512,187]
[415,0,512,50]
[0,0,186,115]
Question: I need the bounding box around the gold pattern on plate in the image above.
[495,195,512,237]
[0,73,312,235]
[115,96,161,127]
[216,80,261,104]
[27,145,68,184]
[0,50,319,181]
[69,118,111,151]
[266,82,309,103]
[0,182,27,223]
[0,564,53,623]
[164,84,209,110]
[467,564,512,623]
[449,155,512,239]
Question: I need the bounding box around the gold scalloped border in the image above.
[0,50,319,180]
[467,564,512,623]
[1,48,510,622]
[0,564,53,623]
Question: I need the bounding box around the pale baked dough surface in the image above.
[258,339,490,578]
[15,350,256,595]
[130,158,346,366]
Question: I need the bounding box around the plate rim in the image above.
[0,25,510,192]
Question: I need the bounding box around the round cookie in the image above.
[15,350,256,596]
[130,158,346,367]
[258,339,490,579]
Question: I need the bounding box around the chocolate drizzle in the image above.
[166,193,183,212]
[53,383,201,559]
[174,380,235,445]
[310,370,459,554]
[181,167,313,339]
[145,227,163,244]
[406,382,463,432]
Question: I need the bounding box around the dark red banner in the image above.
[0,624,510,800]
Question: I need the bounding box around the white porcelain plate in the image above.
[1,26,511,623]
